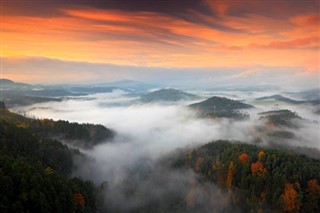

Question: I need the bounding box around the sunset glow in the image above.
[1,0,319,84]
[1,2,320,212]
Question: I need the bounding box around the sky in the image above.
[1,0,319,87]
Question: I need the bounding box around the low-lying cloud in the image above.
[16,90,320,211]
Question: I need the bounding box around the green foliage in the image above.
[30,119,114,148]
[259,109,301,128]
[0,155,97,213]
[267,130,295,139]
[0,109,98,212]
[173,140,320,212]
[190,96,253,112]
[0,108,114,149]
[0,120,73,175]
[204,110,249,120]
[189,96,253,119]
[0,155,73,213]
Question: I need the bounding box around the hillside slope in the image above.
[189,96,253,119]
[0,104,99,212]
[0,102,114,149]
[140,88,199,103]
[172,140,320,213]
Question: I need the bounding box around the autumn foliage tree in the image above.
[44,166,54,175]
[251,161,267,176]
[74,192,86,208]
[226,161,234,188]
[239,153,249,165]
[281,183,300,212]
[258,151,265,160]
[173,140,320,213]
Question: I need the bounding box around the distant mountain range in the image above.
[69,86,128,94]
[256,95,305,104]
[288,88,320,101]
[140,88,199,103]
[94,80,159,92]
[255,94,320,105]
[0,78,32,89]
[209,85,280,92]
[0,79,156,106]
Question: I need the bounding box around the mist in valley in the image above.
[2,1,319,212]
[12,88,319,212]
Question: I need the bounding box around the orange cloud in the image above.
[291,14,320,26]
[1,3,319,77]
[267,37,319,49]
[249,36,320,49]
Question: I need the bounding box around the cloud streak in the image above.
[2,0,319,75]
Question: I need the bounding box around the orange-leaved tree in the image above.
[281,183,300,212]
[74,192,85,208]
[226,161,234,188]
[258,151,265,160]
[239,153,249,165]
[251,161,267,176]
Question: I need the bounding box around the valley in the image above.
[1,79,319,212]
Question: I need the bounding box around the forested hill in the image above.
[189,96,253,113]
[140,88,199,103]
[259,109,302,128]
[256,95,305,104]
[0,108,99,212]
[189,96,253,120]
[0,103,114,149]
[172,141,320,213]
